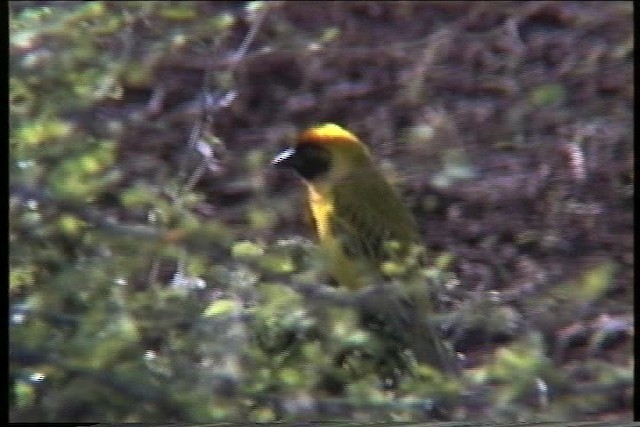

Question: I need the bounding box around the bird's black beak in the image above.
[271,147,297,168]
[271,144,331,181]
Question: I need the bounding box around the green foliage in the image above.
[9,0,632,424]
[529,84,567,107]
[203,298,240,318]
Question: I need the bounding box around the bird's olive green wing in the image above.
[328,170,459,375]
[329,170,420,273]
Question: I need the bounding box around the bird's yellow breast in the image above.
[306,182,368,290]
[307,184,333,241]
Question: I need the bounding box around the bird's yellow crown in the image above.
[299,123,361,146]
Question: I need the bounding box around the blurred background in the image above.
[9,1,633,423]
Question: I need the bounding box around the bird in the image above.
[271,123,458,376]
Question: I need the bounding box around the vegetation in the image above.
[10,1,632,423]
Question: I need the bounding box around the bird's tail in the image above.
[358,284,459,376]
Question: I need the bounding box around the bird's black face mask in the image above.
[272,145,332,181]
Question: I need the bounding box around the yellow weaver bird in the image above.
[272,123,458,375]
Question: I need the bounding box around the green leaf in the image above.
[203,299,240,318]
